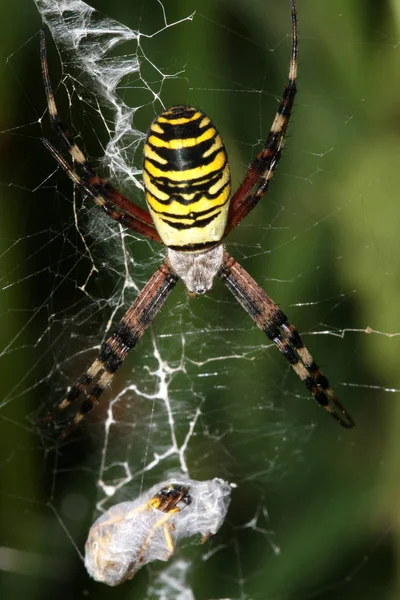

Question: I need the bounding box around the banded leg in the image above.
[225,0,298,234]
[40,29,161,243]
[42,139,161,241]
[46,260,179,436]
[218,251,354,428]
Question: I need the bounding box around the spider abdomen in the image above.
[143,106,231,250]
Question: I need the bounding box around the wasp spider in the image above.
[41,0,354,436]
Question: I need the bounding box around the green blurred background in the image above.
[1,0,400,599]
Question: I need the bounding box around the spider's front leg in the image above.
[218,251,354,428]
[225,0,298,235]
[40,29,162,244]
[44,260,179,437]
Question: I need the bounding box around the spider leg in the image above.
[44,260,179,437]
[225,0,298,235]
[40,29,161,244]
[42,138,161,241]
[218,251,355,428]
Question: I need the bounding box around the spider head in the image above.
[167,245,224,297]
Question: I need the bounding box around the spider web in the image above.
[1,0,400,598]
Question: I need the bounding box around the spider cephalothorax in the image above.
[166,245,224,296]
[41,0,354,436]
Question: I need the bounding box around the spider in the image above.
[41,0,354,436]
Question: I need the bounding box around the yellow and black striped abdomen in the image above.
[143,106,231,250]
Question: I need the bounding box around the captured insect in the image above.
[41,0,354,436]
[84,478,232,585]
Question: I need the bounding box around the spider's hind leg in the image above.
[218,251,354,428]
[41,261,179,437]
[278,317,355,428]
